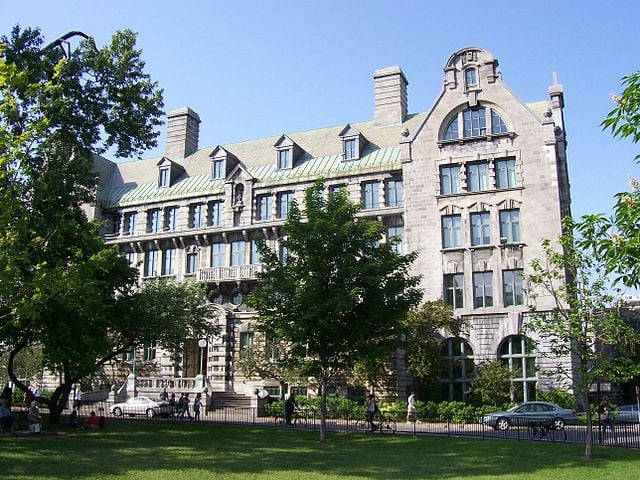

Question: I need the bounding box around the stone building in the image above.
[91,47,571,404]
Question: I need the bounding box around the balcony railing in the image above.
[198,264,263,282]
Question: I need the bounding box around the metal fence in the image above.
[64,403,640,449]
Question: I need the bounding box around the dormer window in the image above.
[339,124,366,161]
[212,159,224,179]
[344,138,357,160]
[464,68,478,89]
[277,149,292,169]
[158,167,170,187]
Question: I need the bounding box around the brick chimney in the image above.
[374,66,408,126]
[165,107,201,159]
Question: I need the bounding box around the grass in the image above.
[1,419,639,480]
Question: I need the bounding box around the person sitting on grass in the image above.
[66,409,82,429]
[0,398,16,434]
[86,411,100,428]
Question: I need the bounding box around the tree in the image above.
[578,70,640,288]
[403,300,466,400]
[525,220,640,458]
[248,181,422,443]
[0,25,192,423]
[469,361,512,406]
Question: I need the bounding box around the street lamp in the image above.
[198,339,208,376]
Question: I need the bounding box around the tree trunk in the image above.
[319,381,327,444]
[582,390,593,459]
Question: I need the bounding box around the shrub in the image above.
[536,388,578,411]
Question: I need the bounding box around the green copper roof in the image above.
[102,145,401,208]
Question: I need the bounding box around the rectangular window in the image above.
[465,68,477,88]
[124,212,137,236]
[147,209,161,233]
[442,215,462,248]
[230,240,246,266]
[500,209,521,243]
[164,207,178,231]
[440,165,460,195]
[495,158,517,189]
[209,201,223,226]
[467,162,488,192]
[210,243,225,267]
[212,159,224,179]
[256,194,272,221]
[503,269,524,306]
[251,239,263,265]
[473,271,493,308]
[279,242,288,265]
[329,184,346,198]
[344,138,357,160]
[361,181,379,209]
[162,248,175,276]
[124,251,136,267]
[144,341,156,362]
[470,212,491,246]
[277,149,292,169]
[186,252,198,274]
[159,168,170,187]
[144,250,159,277]
[463,107,487,137]
[444,273,464,309]
[385,178,404,207]
[190,203,206,229]
[240,332,255,351]
[277,191,294,219]
[387,225,403,254]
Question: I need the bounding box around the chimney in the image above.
[373,66,408,126]
[165,107,201,159]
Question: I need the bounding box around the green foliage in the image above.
[536,388,578,411]
[403,300,466,389]
[468,361,512,406]
[602,70,640,159]
[248,180,422,441]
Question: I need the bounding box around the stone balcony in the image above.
[197,264,263,283]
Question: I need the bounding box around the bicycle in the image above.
[356,411,397,434]
[527,418,567,442]
[274,408,308,428]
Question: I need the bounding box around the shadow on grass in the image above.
[2,420,636,480]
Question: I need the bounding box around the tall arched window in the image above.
[498,335,537,402]
[439,338,475,401]
[441,108,509,140]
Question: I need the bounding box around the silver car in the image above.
[110,396,169,418]
[617,404,640,424]
[481,401,577,431]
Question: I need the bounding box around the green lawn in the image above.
[1,420,638,479]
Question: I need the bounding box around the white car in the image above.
[110,396,169,418]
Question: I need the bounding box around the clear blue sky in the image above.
[2,0,639,220]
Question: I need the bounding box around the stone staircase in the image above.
[208,391,252,410]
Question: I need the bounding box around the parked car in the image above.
[616,404,640,424]
[481,401,577,431]
[110,396,170,418]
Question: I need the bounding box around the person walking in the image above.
[599,397,618,445]
[285,393,297,426]
[194,393,202,422]
[366,394,379,432]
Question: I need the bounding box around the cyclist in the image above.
[366,394,379,432]
[285,393,297,426]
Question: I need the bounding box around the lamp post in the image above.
[198,339,208,376]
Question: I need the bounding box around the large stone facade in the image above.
[92,47,571,403]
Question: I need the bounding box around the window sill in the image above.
[437,131,515,148]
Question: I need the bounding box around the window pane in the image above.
[361,181,379,209]
[473,271,493,308]
[465,68,477,88]
[467,162,488,192]
[491,110,508,134]
[385,178,403,207]
[500,209,520,243]
[231,241,245,266]
[162,249,175,275]
[145,250,159,277]
[210,243,225,267]
[444,116,459,140]
[470,212,491,246]
[442,215,461,248]
[387,225,403,254]
[503,269,524,306]
[463,108,486,137]
[278,149,291,169]
[209,201,223,226]
[496,158,516,189]
[256,195,272,221]
[444,274,464,309]
[212,160,224,179]
[186,253,198,274]
[440,165,460,194]
[278,192,294,218]
[344,138,357,159]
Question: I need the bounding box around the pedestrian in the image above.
[599,396,618,445]
[406,391,417,423]
[160,387,169,402]
[285,392,297,426]
[27,400,42,433]
[169,393,177,417]
[366,394,379,432]
[74,387,83,409]
[194,393,202,422]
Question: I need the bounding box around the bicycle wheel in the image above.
[356,419,370,432]
[294,415,308,428]
[381,419,397,434]
[274,415,284,427]
[528,425,543,441]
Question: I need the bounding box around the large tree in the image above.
[526,220,640,459]
[578,70,640,288]
[0,25,213,423]
[248,181,422,443]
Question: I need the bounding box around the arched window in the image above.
[498,335,537,402]
[441,107,509,140]
[439,338,475,401]
[491,110,508,134]
[444,116,459,140]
